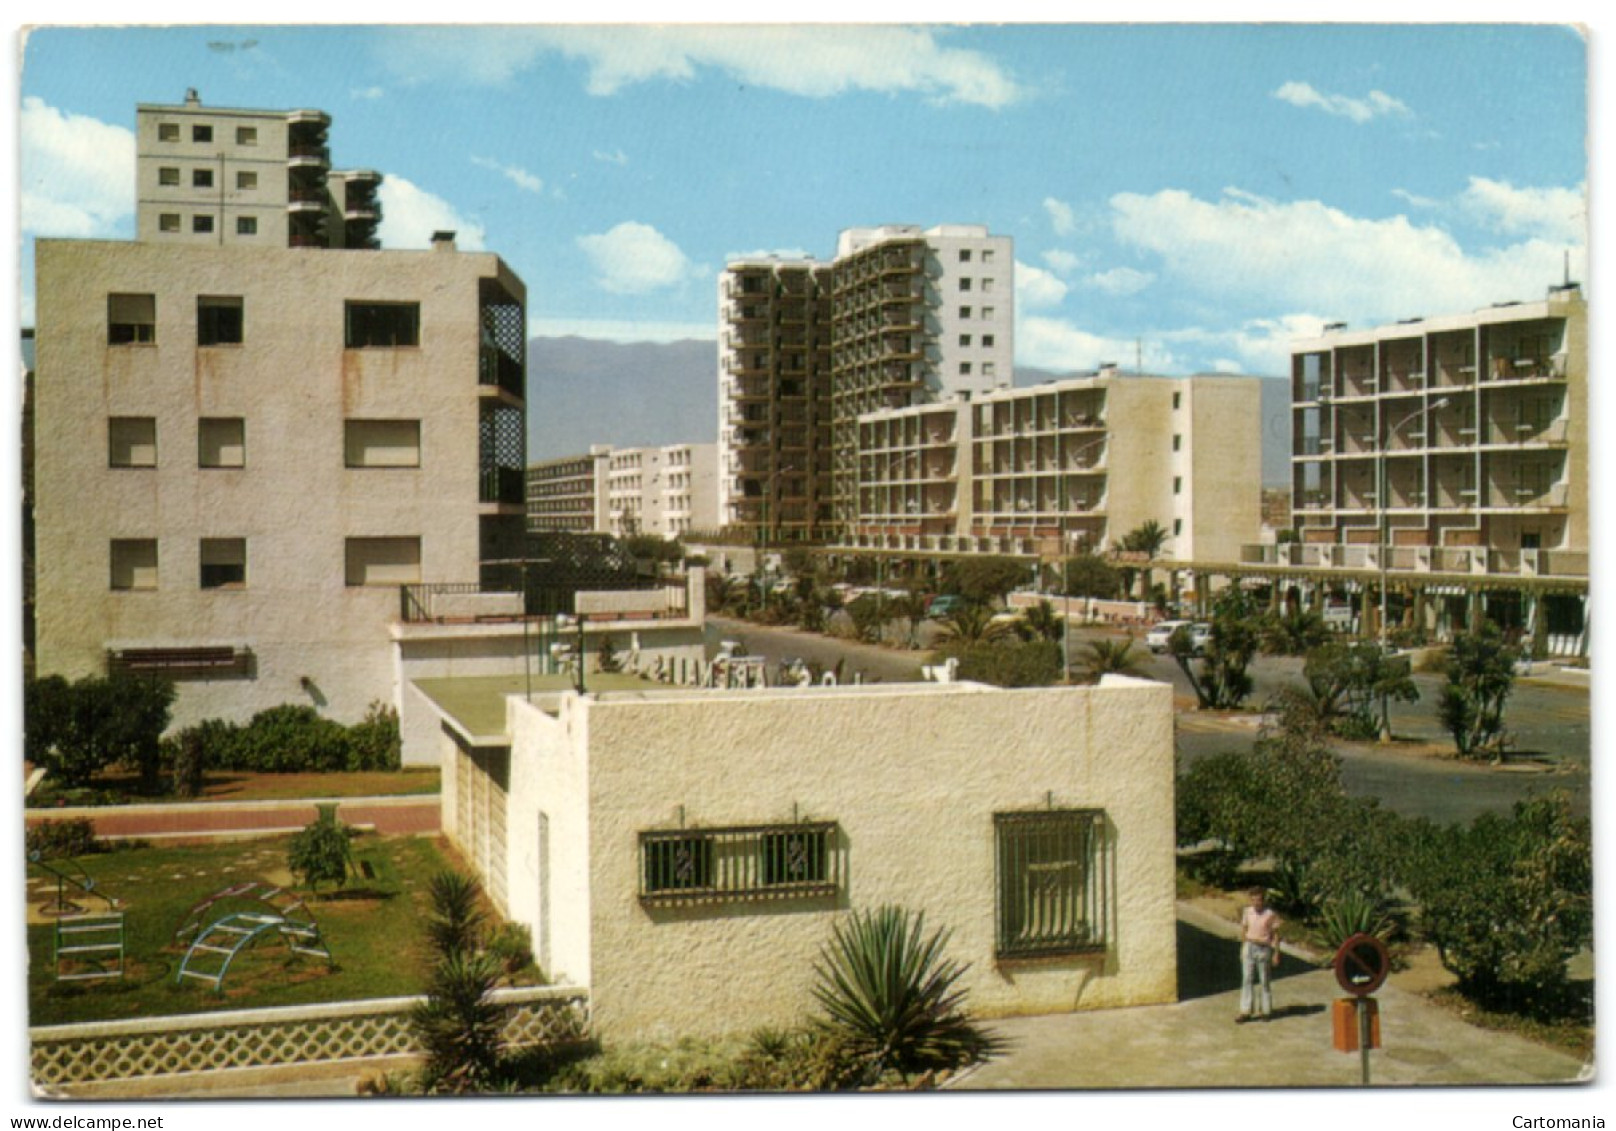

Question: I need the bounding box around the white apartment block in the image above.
[32,100,527,734]
[849,370,1261,563]
[717,224,1013,543]
[527,447,612,534]
[136,90,381,250]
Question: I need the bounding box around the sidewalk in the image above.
[951,903,1590,1090]
[25,794,440,840]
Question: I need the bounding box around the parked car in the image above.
[1146,620,1212,656]
[926,594,965,619]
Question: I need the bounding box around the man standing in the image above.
[1236,885,1282,1022]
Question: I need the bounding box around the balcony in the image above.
[479,466,525,507]
[479,347,525,400]
[287,143,330,168]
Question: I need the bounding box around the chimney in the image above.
[431,230,457,252]
[185,88,201,106]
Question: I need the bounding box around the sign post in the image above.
[1331,933,1390,1085]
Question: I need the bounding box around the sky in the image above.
[15,22,1589,378]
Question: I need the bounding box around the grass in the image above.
[26,834,525,1027]
[1424,985,1595,1063]
[28,768,440,808]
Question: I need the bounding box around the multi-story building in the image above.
[32,99,527,732]
[1267,283,1588,652]
[527,447,611,534]
[136,89,381,250]
[716,224,1013,544]
[849,370,1262,566]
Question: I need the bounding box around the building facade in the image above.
[528,443,717,539]
[135,90,381,250]
[717,225,1014,544]
[433,676,1178,1041]
[527,447,611,534]
[33,102,528,731]
[1259,284,1588,652]
[848,370,1262,565]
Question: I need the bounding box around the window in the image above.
[345,420,422,467]
[159,167,180,186]
[159,214,181,233]
[1172,434,1182,452]
[193,215,214,234]
[192,168,214,188]
[1174,519,1184,536]
[192,124,213,143]
[110,540,158,591]
[236,126,258,145]
[236,216,258,236]
[959,306,972,319]
[982,249,996,264]
[345,537,422,586]
[994,809,1107,959]
[639,821,840,904]
[982,307,996,321]
[1174,477,1183,495]
[108,294,156,345]
[237,171,258,190]
[982,278,995,293]
[1172,392,1182,411]
[200,538,246,589]
[959,249,973,262]
[959,362,972,376]
[982,334,996,348]
[959,334,972,348]
[959,278,972,292]
[158,122,180,142]
[198,418,245,468]
[345,302,420,348]
[197,296,243,346]
[108,417,157,467]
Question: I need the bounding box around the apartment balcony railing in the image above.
[480,466,525,506]
[479,347,525,400]
[1237,541,1585,580]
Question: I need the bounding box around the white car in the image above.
[1146,620,1211,655]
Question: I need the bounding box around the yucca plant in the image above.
[426,870,486,958]
[411,949,505,1093]
[1318,891,1397,952]
[810,906,1000,1085]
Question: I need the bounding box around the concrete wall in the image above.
[34,238,518,732]
[1185,376,1263,563]
[495,677,1177,1043]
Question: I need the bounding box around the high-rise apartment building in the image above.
[136,90,381,250]
[717,225,1013,544]
[849,370,1261,564]
[32,97,527,730]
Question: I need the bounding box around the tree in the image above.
[1259,606,1329,656]
[942,556,1028,607]
[24,673,175,790]
[1072,638,1150,685]
[1169,590,1258,710]
[1055,553,1121,600]
[932,603,1012,647]
[885,588,930,648]
[844,594,887,644]
[811,906,1000,1085]
[1014,600,1064,644]
[411,870,504,1093]
[1121,520,1169,600]
[1438,625,1518,757]
[1293,641,1419,741]
[287,803,356,892]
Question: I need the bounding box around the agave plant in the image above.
[1072,637,1150,684]
[810,906,1000,1084]
[1318,891,1397,952]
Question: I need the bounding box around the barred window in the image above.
[639,821,839,905]
[994,808,1107,959]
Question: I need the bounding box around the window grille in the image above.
[639,821,839,905]
[994,808,1107,959]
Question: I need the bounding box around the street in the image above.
[707,615,1591,824]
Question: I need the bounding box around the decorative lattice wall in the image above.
[30,986,588,1087]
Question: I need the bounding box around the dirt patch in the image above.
[1387,943,1455,995]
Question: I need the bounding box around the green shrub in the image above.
[25,818,100,861]
[227,705,350,772]
[426,871,486,957]
[1318,892,1397,951]
[25,673,175,790]
[486,922,535,977]
[287,804,356,891]
[811,906,1000,1085]
[167,726,208,798]
[344,702,401,771]
[946,639,1061,688]
[412,950,505,1093]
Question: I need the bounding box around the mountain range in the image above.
[528,337,1293,487]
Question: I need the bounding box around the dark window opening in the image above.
[198,297,244,346]
[346,302,420,348]
[108,294,156,345]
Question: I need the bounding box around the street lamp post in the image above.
[1378,397,1449,658]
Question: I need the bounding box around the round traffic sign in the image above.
[1332,932,1390,997]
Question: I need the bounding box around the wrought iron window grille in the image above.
[993,808,1108,960]
[638,821,840,906]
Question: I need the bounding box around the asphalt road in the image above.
[706,615,1591,824]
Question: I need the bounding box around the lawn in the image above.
[26,834,483,1027]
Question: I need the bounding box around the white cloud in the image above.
[1109,186,1580,326]
[1083,267,1155,296]
[1015,261,1069,310]
[1273,81,1410,124]
[592,149,629,166]
[578,222,694,294]
[471,155,545,195]
[382,26,1020,108]
[1041,249,1082,276]
[1163,314,1329,378]
[20,97,133,237]
[1391,188,1441,209]
[351,86,385,101]
[377,175,487,251]
[1016,316,1178,373]
[1043,197,1076,237]
[1459,177,1586,244]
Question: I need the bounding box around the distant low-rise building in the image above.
[527,447,611,534]
[528,443,717,539]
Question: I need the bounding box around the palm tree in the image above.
[1016,599,1064,644]
[1122,520,1169,601]
[1072,637,1151,684]
[932,603,1011,647]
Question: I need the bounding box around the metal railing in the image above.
[639,822,841,906]
[994,809,1108,960]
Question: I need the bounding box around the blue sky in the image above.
[18,23,1589,377]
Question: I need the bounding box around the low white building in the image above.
[427,676,1179,1041]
